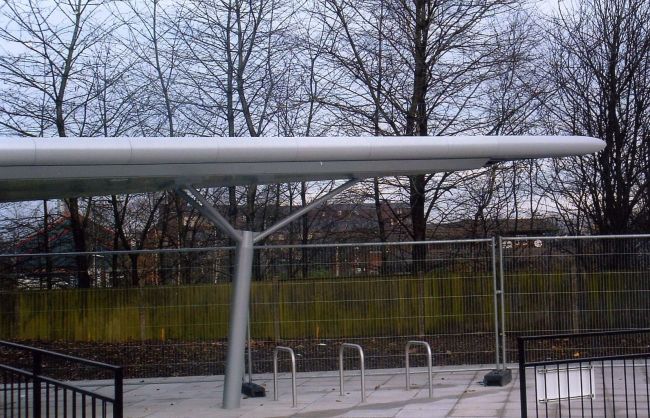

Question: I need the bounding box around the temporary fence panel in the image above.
[0,239,497,378]
[0,246,236,290]
[251,240,497,374]
[502,235,650,364]
[3,233,650,381]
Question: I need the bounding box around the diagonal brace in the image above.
[254,179,360,243]
[178,187,242,242]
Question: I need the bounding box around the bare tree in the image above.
[319,0,519,270]
[176,0,293,258]
[0,0,115,287]
[450,11,551,236]
[543,0,650,234]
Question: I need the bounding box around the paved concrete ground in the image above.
[120,365,523,418]
[5,363,646,417]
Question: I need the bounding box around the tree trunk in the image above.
[65,198,91,288]
[301,182,310,279]
[228,186,238,281]
[410,175,427,274]
[43,200,53,289]
[130,254,140,287]
[407,0,429,274]
[373,179,389,274]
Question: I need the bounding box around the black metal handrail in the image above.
[0,340,123,418]
[526,352,650,368]
[518,329,650,418]
[519,328,650,342]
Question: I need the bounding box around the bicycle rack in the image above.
[405,340,433,398]
[339,343,366,402]
[273,346,297,407]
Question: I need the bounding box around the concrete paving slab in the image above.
[59,364,635,417]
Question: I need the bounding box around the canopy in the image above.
[0,135,603,202]
[0,133,605,409]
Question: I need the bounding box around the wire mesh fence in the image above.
[251,240,497,374]
[0,239,497,378]
[3,234,650,381]
[502,235,650,364]
[0,247,236,289]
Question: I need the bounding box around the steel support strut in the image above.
[223,230,254,408]
[178,179,359,409]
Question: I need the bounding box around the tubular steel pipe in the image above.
[177,182,377,410]
[254,179,359,243]
[492,237,501,369]
[404,341,433,398]
[339,343,366,402]
[501,233,650,241]
[32,351,41,417]
[273,346,297,407]
[179,187,241,242]
[222,231,254,409]
[498,236,507,366]
[0,238,495,259]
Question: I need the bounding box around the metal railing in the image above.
[0,340,123,418]
[0,238,498,377]
[518,329,650,418]
[404,341,433,397]
[2,233,650,380]
[502,234,650,361]
[273,346,297,407]
[339,343,365,402]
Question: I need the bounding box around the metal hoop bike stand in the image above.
[273,346,297,407]
[338,343,366,402]
[405,340,433,398]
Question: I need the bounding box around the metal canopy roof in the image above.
[0,135,603,202]
[0,133,605,410]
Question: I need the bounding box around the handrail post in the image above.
[114,367,124,418]
[32,350,42,417]
[518,337,527,418]
[405,341,433,398]
[338,343,365,402]
[273,346,297,407]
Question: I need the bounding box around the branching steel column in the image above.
[223,230,254,408]
[178,180,359,409]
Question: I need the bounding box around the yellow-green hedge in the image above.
[0,274,494,342]
[3,271,646,342]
